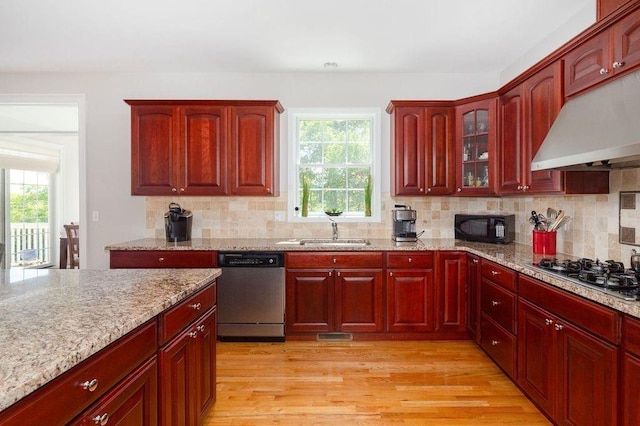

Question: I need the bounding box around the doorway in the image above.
[0,96,81,269]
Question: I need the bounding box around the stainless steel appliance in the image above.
[392,204,417,242]
[532,257,640,301]
[217,251,285,341]
[164,202,192,242]
[454,214,515,244]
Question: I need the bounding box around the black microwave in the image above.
[454,214,515,244]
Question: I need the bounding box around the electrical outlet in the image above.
[274,211,285,222]
[92,211,99,222]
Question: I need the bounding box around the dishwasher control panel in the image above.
[218,252,285,267]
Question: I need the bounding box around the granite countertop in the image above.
[106,237,640,319]
[0,268,221,412]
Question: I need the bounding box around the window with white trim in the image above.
[288,108,381,222]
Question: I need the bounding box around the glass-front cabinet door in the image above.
[455,97,498,196]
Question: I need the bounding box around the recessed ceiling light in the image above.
[323,62,338,68]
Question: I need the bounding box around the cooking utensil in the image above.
[547,207,558,222]
[530,210,543,230]
[547,210,565,231]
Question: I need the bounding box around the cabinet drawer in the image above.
[386,252,433,268]
[110,250,217,268]
[286,252,383,268]
[0,320,157,426]
[519,274,620,344]
[481,279,517,334]
[481,316,516,379]
[624,315,640,356]
[159,283,216,344]
[481,260,517,292]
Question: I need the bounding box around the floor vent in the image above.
[316,332,353,342]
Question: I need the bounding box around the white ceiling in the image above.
[0,0,594,74]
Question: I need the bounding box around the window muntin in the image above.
[289,109,380,222]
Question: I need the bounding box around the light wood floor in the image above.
[204,340,550,425]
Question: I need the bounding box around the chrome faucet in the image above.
[330,218,338,240]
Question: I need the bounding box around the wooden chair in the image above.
[64,223,79,269]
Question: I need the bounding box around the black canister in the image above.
[164,203,193,242]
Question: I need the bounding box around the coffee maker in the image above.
[164,203,193,242]
[392,204,417,242]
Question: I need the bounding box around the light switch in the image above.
[92,211,99,222]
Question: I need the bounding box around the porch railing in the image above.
[10,223,50,267]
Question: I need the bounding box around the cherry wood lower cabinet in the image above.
[110,250,217,268]
[70,356,158,426]
[622,315,640,426]
[466,254,481,343]
[285,252,384,335]
[386,252,435,332]
[518,275,619,426]
[158,285,217,426]
[435,251,467,334]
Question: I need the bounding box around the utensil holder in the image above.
[533,230,556,255]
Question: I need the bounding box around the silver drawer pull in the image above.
[197,324,206,332]
[554,323,564,331]
[158,257,165,262]
[188,331,198,338]
[189,302,202,310]
[93,413,109,425]
[491,300,500,307]
[545,318,553,326]
[408,257,413,263]
[81,378,99,392]
[472,258,479,264]
[490,270,499,276]
[491,340,499,346]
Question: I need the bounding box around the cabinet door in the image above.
[623,352,640,426]
[335,269,384,332]
[386,269,434,332]
[285,269,334,333]
[598,0,630,19]
[182,106,228,195]
[424,107,455,195]
[131,106,181,195]
[564,31,612,97]
[228,106,278,196]
[555,320,618,426]
[455,98,498,196]
[613,7,640,74]
[517,300,555,417]
[466,255,481,343]
[71,357,158,426]
[391,106,425,195]
[159,327,197,426]
[194,308,217,423]
[435,252,466,332]
[523,61,564,193]
[499,85,525,194]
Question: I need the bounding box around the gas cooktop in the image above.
[532,257,640,301]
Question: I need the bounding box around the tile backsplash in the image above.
[146,169,640,261]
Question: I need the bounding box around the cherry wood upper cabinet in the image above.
[498,85,525,194]
[387,101,455,196]
[455,97,498,196]
[523,62,564,193]
[126,100,283,196]
[229,105,279,196]
[598,0,632,20]
[565,6,640,97]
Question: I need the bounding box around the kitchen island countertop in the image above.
[0,268,221,412]
[106,237,640,319]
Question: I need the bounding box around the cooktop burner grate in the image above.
[533,257,640,301]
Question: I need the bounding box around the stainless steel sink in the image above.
[299,238,370,247]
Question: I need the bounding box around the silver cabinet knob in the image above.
[189,302,202,310]
[457,187,462,192]
[517,185,523,190]
[197,324,206,332]
[613,61,624,69]
[523,185,529,191]
[389,271,393,277]
[171,188,177,192]
[599,67,609,75]
[188,331,198,338]
[472,258,479,264]
[81,378,99,392]
[491,340,499,346]
[419,188,424,192]
[266,188,271,193]
[490,270,499,276]
[427,188,432,193]
[408,257,413,263]
[332,258,337,264]
[491,300,500,307]
[329,271,332,277]
[545,318,553,326]
[554,323,564,331]
[93,413,109,425]
[158,257,165,262]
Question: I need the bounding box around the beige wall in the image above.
[146,169,640,262]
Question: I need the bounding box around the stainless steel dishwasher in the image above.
[217,251,285,341]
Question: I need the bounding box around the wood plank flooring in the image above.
[204,340,550,425]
